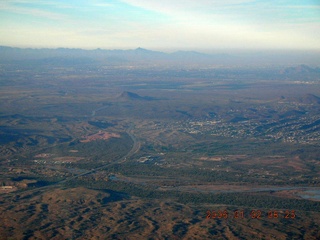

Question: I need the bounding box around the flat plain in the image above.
[0,58,320,239]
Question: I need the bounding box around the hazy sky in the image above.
[0,0,319,50]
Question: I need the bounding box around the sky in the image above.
[0,0,319,50]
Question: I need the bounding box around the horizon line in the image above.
[1,45,320,54]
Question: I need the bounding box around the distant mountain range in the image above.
[0,46,221,66]
[281,64,320,75]
[279,65,320,81]
[1,46,320,67]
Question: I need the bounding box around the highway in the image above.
[58,123,139,184]
[1,123,140,202]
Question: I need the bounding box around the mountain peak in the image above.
[135,47,147,51]
[117,91,154,101]
[134,47,153,53]
[118,91,144,100]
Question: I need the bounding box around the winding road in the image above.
[2,106,140,200]
[58,123,139,184]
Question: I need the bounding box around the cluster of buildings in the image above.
[178,113,320,144]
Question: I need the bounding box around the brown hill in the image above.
[280,94,320,104]
[1,186,320,239]
[117,91,154,101]
[296,94,320,104]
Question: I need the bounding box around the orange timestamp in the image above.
[206,210,296,220]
